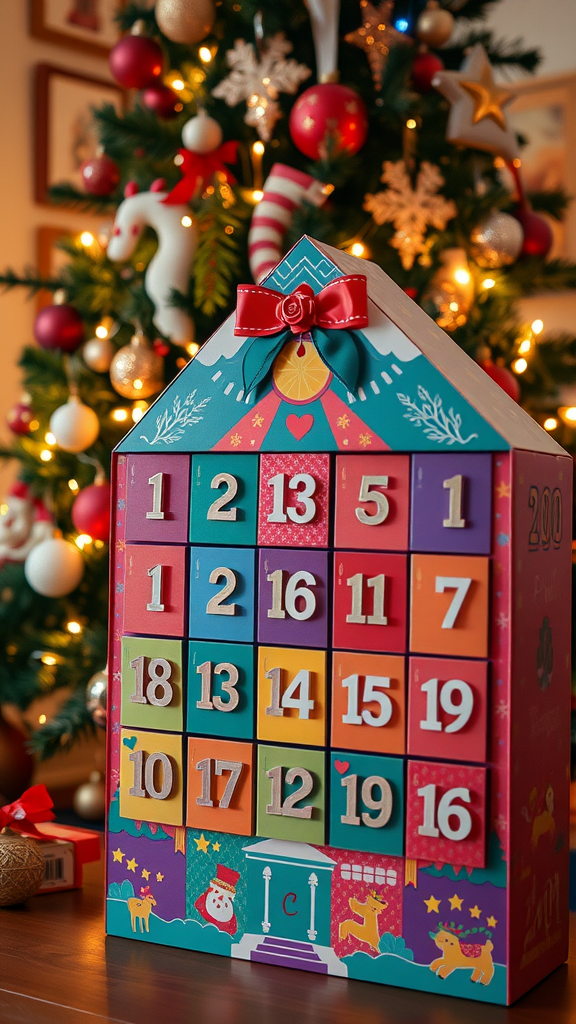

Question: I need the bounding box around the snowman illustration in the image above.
[194,864,240,935]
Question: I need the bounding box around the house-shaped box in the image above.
[106,236,571,1005]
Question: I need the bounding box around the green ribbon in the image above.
[241,327,361,396]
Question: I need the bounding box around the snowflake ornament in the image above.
[364,160,456,269]
[212,34,311,142]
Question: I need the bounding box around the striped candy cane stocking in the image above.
[248,163,330,283]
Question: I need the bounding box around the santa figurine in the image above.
[0,482,53,566]
[194,864,240,935]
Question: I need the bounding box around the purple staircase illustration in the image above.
[250,936,328,973]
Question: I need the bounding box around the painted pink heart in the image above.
[334,760,350,775]
[286,413,314,441]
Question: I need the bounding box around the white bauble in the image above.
[83,336,115,373]
[181,113,222,154]
[25,537,84,597]
[50,396,100,453]
[73,771,105,821]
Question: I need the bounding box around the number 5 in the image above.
[355,476,389,526]
[435,576,472,629]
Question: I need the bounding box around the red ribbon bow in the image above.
[162,142,239,206]
[234,275,369,337]
[0,784,55,839]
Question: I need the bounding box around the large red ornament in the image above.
[6,401,34,436]
[412,50,444,93]
[142,84,179,119]
[479,359,520,403]
[109,35,163,90]
[513,206,553,259]
[34,305,84,353]
[289,83,368,160]
[71,480,111,542]
[81,154,121,196]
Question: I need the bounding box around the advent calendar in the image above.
[106,236,572,1005]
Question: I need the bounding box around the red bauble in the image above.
[412,51,444,93]
[34,304,84,353]
[142,84,179,119]
[479,360,521,403]
[81,154,120,196]
[6,401,34,435]
[404,287,418,300]
[109,35,163,90]
[71,481,111,542]
[153,339,171,357]
[513,206,553,259]
[289,84,368,160]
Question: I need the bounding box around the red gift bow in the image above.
[162,142,239,206]
[0,784,55,839]
[234,275,369,337]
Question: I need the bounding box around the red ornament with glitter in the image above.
[289,83,368,160]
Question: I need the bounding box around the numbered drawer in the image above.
[124,545,187,638]
[187,640,255,740]
[410,554,489,658]
[125,454,190,544]
[257,646,327,747]
[258,548,328,648]
[331,651,406,755]
[121,636,183,732]
[119,728,183,827]
[410,454,492,554]
[256,744,326,845]
[189,546,256,643]
[190,454,259,546]
[329,751,405,856]
[186,736,254,837]
[258,453,330,548]
[334,454,410,551]
[333,551,408,653]
[407,657,488,763]
[405,760,487,868]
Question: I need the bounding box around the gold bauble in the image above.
[83,336,115,373]
[155,0,215,44]
[416,1,454,48]
[109,334,164,400]
[73,771,105,822]
[0,827,45,906]
[426,247,474,332]
[470,210,524,268]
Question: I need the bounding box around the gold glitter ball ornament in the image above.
[155,0,215,44]
[470,210,524,268]
[109,334,164,400]
[0,827,45,906]
[416,1,454,48]
[83,336,115,373]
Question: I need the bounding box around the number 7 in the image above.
[435,576,472,629]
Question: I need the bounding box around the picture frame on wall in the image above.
[35,64,123,205]
[36,225,72,312]
[30,0,121,57]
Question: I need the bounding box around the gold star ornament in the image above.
[433,44,519,163]
[345,1,412,90]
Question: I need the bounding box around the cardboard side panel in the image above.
[508,451,572,1002]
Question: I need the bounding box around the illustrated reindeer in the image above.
[339,891,388,952]
[430,925,494,986]
[127,886,157,933]
[107,180,197,345]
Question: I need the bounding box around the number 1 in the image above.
[146,472,164,520]
[146,564,164,611]
[443,475,465,528]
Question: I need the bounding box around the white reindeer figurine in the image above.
[107,179,197,345]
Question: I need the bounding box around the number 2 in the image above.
[207,473,238,521]
[206,567,237,615]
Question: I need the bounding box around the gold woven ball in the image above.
[416,3,454,47]
[0,827,45,906]
[470,210,524,268]
[109,334,164,400]
[155,0,215,44]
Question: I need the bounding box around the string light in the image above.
[40,449,52,462]
[66,621,82,634]
[174,153,184,166]
[518,339,531,355]
[80,231,95,247]
[560,407,576,424]
[29,419,39,431]
[133,379,143,391]
[405,118,417,130]
[45,432,56,445]
[95,324,109,339]
[112,408,129,422]
[199,46,212,62]
[172,78,185,91]
[251,190,264,203]
[41,654,57,666]
[68,479,79,491]
[187,342,200,357]
[181,215,193,227]
[454,268,471,285]
[482,278,495,289]
[544,417,558,431]
[253,141,265,156]
[395,17,409,31]
[75,534,92,549]
[531,319,544,335]
[350,242,367,258]
[513,358,528,374]
[0,504,7,516]
[132,400,148,423]
[38,714,47,725]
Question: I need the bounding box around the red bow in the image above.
[162,142,239,206]
[234,276,369,337]
[0,784,55,839]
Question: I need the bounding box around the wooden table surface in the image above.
[0,858,574,1024]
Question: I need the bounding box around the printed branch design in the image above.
[397,386,478,445]
[140,391,210,445]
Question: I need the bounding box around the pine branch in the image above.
[94,103,185,165]
[526,190,572,221]
[0,268,62,295]
[29,689,96,761]
[47,183,118,212]
[441,32,540,73]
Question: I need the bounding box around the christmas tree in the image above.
[1,0,575,760]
